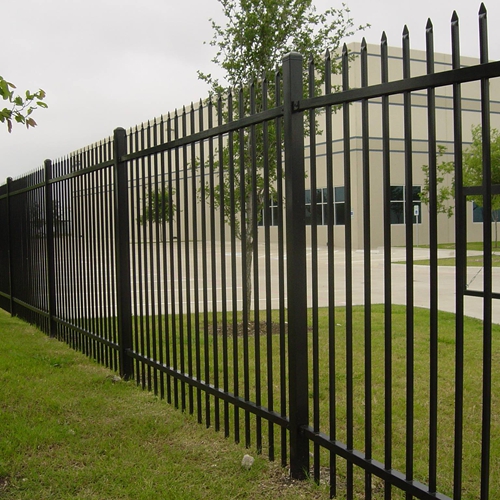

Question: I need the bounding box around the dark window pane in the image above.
[305,189,311,204]
[335,203,345,225]
[390,186,404,201]
[473,204,483,223]
[323,204,330,225]
[335,186,345,202]
[390,201,404,224]
[271,206,279,225]
[472,202,500,223]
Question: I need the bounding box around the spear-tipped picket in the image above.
[325,49,332,95]
[426,18,434,55]
[308,54,315,98]
[479,3,488,64]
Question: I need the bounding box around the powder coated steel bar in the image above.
[44,160,56,338]
[308,55,321,485]
[342,42,355,499]
[479,5,493,498]
[227,91,241,444]
[426,19,439,494]
[261,75,275,461]
[238,85,251,448]
[283,51,309,480]
[403,26,416,494]
[380,33,393,500]
[275,74,287,468]
[208,99,220,430]
[360,39,373,500]
[112,127,133,380]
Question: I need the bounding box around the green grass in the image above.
[418,242,492,251]
[130,305,500,499]
[411,254,500,267]
[3,305,500,499]
[0,309,328,500]
[403,241,500,266]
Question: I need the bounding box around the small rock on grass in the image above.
[241,454,255,470]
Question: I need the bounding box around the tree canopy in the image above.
[0,76,47,133]
[420,125,500,217]
[420,125,500,246]
[198,0,367,304]
[139,187,175,225]
[198,0,366,93]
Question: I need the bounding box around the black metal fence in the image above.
[1,5,500,499]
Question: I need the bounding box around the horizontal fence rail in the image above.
[1,4,500,499]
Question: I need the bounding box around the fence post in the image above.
[6,177,14,316]
[282,52,309,479]
[44,160,57,337]
[113,127,134,380]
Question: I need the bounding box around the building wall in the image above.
[127,42,500,250]
[292,42,500,250]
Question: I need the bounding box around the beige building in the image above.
[124,42,500,250]
[295,41,500,250]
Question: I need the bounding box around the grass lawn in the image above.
[411,254,500,267]
[134,304,500,498]
[405,242,500,266]
[2,305,499,499]
[0,309,328,500]
[417,242,499,251]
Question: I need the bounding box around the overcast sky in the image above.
[1,0,498,181]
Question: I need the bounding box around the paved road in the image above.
[313,246,500,324]
[60,241,499,324]
[128,242,500,324]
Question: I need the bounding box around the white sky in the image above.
[1,0,498,181]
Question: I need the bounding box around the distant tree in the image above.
[420,144,455,219]
[198,0,367,305]
[139,187,175,241]
[28,200,64,238]
[420,125,500,246]
[0,76,47,132]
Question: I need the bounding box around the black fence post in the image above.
[6,177,14,316]
[283,52,309,479]
[44,160,57,337]
[113,127,134,380]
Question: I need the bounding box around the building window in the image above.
[390,186,422,224]
[258,196,279,226]
[472,202,500,223]
[305,187,345,226]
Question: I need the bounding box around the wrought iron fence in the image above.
[1,5,500,499]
